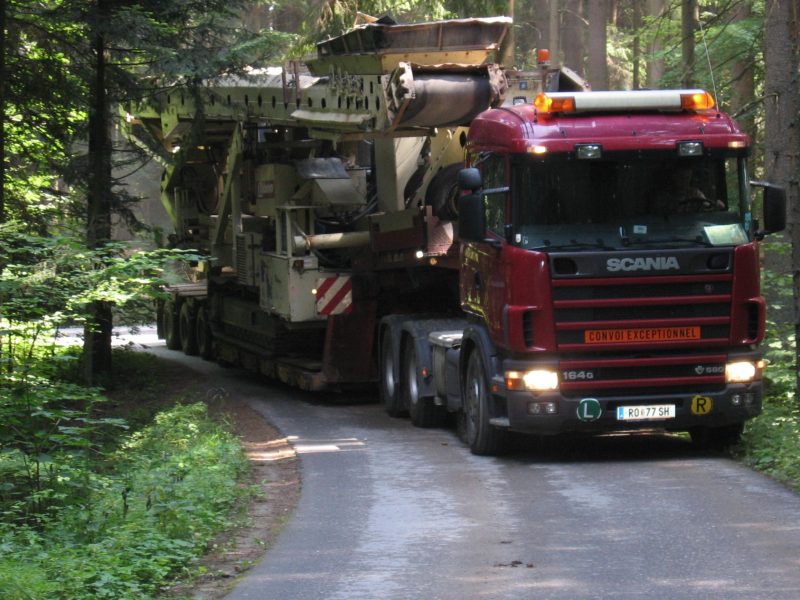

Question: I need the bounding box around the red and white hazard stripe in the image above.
[315,276,353,316]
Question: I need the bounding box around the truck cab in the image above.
[456,89,786,454]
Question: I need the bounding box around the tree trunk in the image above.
[549,0,560,64]
[83,0,114,384]
[500,0,515,67]
[681,0,697,88]
[646,0,665,88]
[586,0,609,90]
[763,0,800,400]
[632,0,642,89]
[729,2,756,143]
[562,0,585,77]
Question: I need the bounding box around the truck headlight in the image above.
[726,361,757,383]
[506,369,559,391]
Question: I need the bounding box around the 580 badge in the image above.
[562,370,595,381]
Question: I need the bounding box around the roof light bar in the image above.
[534,89,716,114]
[533,93,575,113]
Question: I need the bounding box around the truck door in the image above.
[461,154,510,345]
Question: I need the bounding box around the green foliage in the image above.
[0,227,202,523]
[0,222,202,332]
[0,373,125,525]
[739,400,800,492]
[0,401,249,600]
[734,242,800,492]
[761,241,794,397]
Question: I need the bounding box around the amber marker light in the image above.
[533,93,575,114]
[680,91,716,111]
[537,48,551,65]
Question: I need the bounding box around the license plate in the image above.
[616,404,676,421]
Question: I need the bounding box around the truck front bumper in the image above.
[501,383,762,436]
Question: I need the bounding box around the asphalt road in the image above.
[136,337,800,600]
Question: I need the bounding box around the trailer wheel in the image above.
[195,307,214,360]
[402,337,446,428]
[163,300,181,350]
[461,350,506,456]
[179,302,198,356]
[380,332,407,417]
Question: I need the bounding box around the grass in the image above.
[0,349,252,600]
[737,396,800,492]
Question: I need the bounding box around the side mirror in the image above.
[458,167,482,192]
[457,168,485,242]
[458,192,486,242]
[762,184,787,235]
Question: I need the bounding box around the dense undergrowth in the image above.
[736,242,800,492]
[0,349,251,600]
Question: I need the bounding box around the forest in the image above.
[1,1,798,598]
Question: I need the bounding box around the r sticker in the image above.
[691,395,713,415]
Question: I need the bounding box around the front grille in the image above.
[558,352,728,399]
[553,280,732,301]
[553,273,733,350]
[565,384,726,399]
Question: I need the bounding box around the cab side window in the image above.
[481,154,508,236]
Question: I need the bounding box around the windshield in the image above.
[511,153,751,250]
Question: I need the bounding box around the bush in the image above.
[736,248,800,492]
[739,396,800,492]
[0,402,250,600]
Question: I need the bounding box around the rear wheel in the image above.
[195,306,214,360]
[403,337,445,428]
[380,332,406,417]
[461,349,506,456]
[179,302,198,355]
[163,299,181,350]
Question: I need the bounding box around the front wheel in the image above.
[690,423,744,450]
[403,337,445,428]
[380,332,406,417]
[461,350,506,456]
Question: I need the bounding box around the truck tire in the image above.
[425,163,462,221]
[462,350,506,456]
[690,423,744,451]
[163,299,181,350]
[380,332,407,417]
[195,307,214,360]
[179,302,198,356]
[403,337,446,428]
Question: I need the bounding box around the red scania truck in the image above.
[131,17,786,454]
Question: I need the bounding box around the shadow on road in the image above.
[505,430,724,465]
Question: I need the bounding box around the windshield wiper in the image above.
[533,239,616,251]
[626,236,714,248]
